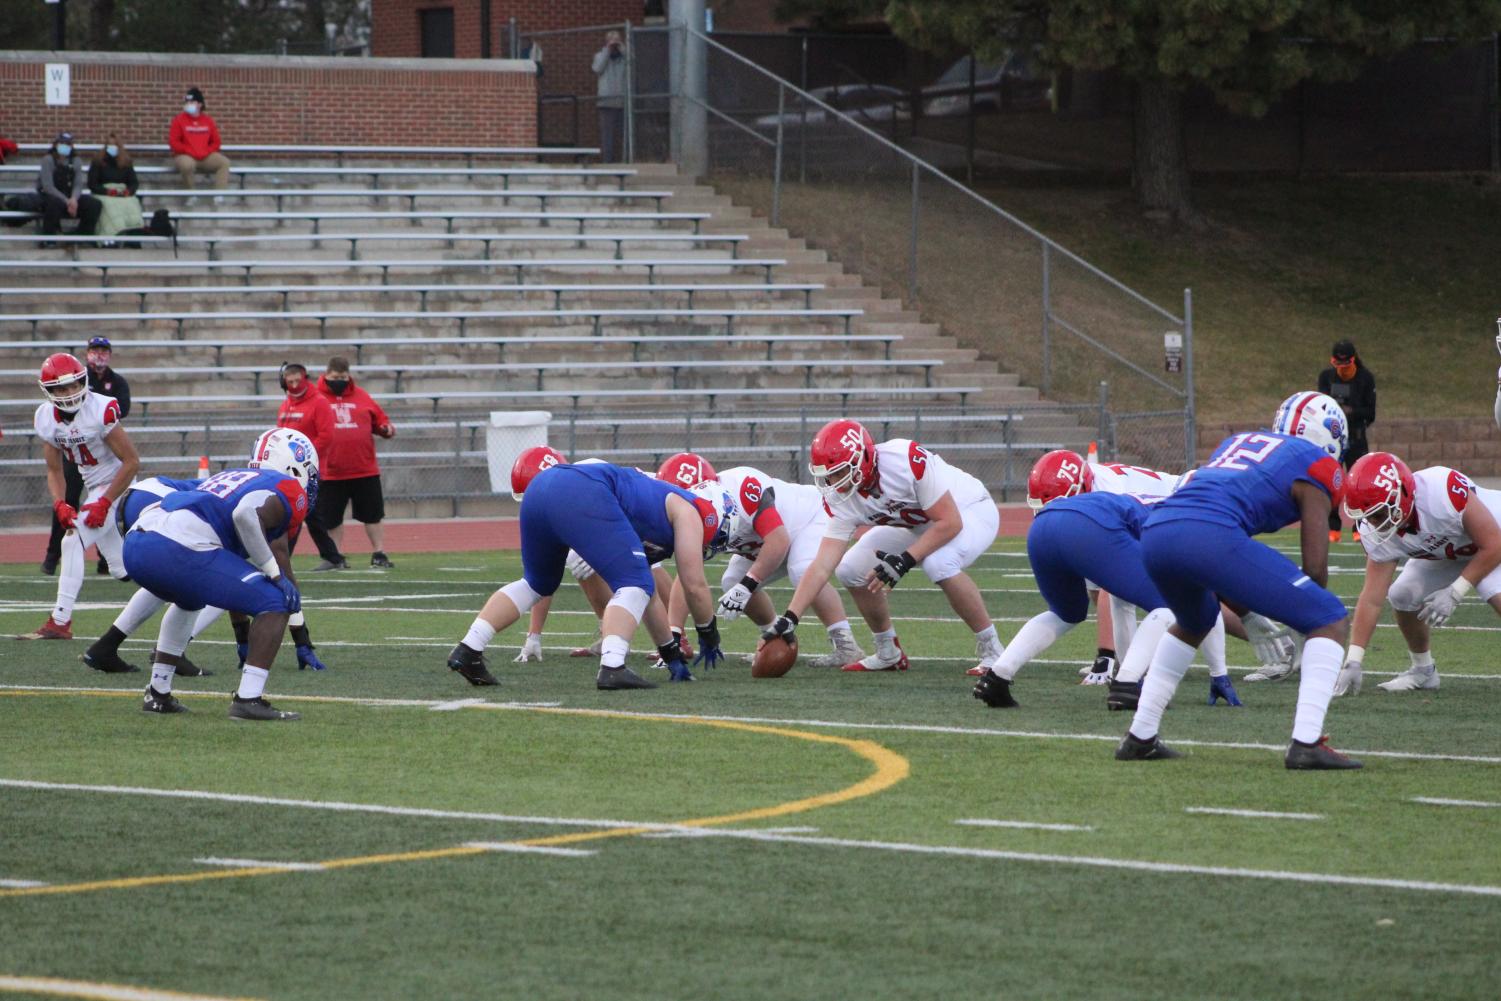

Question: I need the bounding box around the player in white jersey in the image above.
[1335,452,1501,695]
[23,354,140,641]
[705,465,866,667]
[758,420,1001,672]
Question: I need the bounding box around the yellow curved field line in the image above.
[0,700,909,899]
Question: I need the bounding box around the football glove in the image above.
[871,550,916,589]
[513,632,543,663]
[693,619,723,670]
[1207,674,1243,707]
[53,499,77,529]
[1241,612,1295,667]
[272,575,301,613]
[1333,658,1362,697]
[667,659,694,682]
[1418,582,1465,627]
[296,644,328,671]
[717,576,759,622]
[80,495,112,529]
[761,610,799,644]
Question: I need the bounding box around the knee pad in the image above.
[606,585,651,624]
[1387,574,1424,613]
[500,578,544,614]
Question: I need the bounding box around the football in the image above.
[751,635,798,678]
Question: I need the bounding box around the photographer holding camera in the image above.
[591,31,627,163]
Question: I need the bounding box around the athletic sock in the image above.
[1096,646,1114,660]
[1114,609,1173,684]
[825,620,853,639]
[112,589,165,637]
[53,532,84,625]
[994,611,1073,681]
[94,625,128,655]
[1129,633,1197,740]
[1410,649,1435,669]
[462,618,497,653]
[150,662,175,694]
[236,665,269,701]
[600,634,630,670]
[190,605,226,638]
[1203,615,1229,678]
[1291,637,1343,744]
[873,628,898,658]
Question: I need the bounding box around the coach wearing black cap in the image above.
[42,337,131,575]
[1319,338,1377,542]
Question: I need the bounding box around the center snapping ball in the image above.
[751,635,798,678]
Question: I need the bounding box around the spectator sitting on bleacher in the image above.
[33,133,102,241]
[276,362,351,572]
[87,135,145,241]
[0,132,16,164]
[317,357,397,570]
[169,87,230,190]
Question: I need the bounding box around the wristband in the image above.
[1450,577,1475,600]
[782,609,800,628]
[260,559,279,577]
[694,618,716,631]
[740,575,760,593]
[1344,645,1365,665]
[657,640,681,664]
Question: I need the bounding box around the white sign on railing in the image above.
[44,63,70,106]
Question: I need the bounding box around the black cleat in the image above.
[596,665,657,690]
[971,670,1018,708]
[82,646,140,674]
[142,686,189,714]
[1106,679,1142,712]
[1285,735,1363,771]
[370,551,395,569]
[448,643,498,686]
[229,696,300,721]
[174,657,214,678]
[1114,731,1183,761]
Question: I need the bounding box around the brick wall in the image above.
[372,0,645,59]
[0,51,536,147]
[1197,417,1501,475]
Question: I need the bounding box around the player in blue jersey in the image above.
[1116,391,1361,770]
[121,429,317,720]
[972,490,1242,709]
[448,461,730,690]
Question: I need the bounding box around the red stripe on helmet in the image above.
[1285,392,1317,435]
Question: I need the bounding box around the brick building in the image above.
[372,1,650,59]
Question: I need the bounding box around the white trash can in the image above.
[485,410,552,494]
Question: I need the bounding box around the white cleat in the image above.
[1377,666,1440,692]
[810,633,867,669]
[842,640,909,672]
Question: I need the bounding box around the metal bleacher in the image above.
[0,148,1083,524]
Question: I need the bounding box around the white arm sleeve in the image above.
[232,492,278,576]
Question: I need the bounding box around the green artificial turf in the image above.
[1,542,1498,1000]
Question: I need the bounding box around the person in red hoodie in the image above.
[317,357,397,569]
[276,361,350,571]
[168,86,230,189]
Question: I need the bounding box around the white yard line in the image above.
[194,857,326,871]
[0,976,261,1001]
[0,878,47,888]
[463,842,597,857]
[1410,797,1501,808]
[954,818,1094,832]
[1184,807,1324,821]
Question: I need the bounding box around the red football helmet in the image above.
[657,451,717,489]
[1027,450,1093,511]
[809,419,876,500]
[39,353,89,414]
[510,445,567,501]
[1341,451,1415,544]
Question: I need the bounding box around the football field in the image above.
[2,537,1499,1001]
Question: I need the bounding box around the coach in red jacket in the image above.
[317,357,397,569]
[276,361,349,571]
[168,86,230,189]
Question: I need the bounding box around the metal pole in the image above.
[1491,33,1499,176]
[1183,287,1197,467]
[670,3,708,177]
[1041,241,1052,395]
[508,16,519,60]
[772,84,785,226]
[1096,381,1109,458]
[52,0,66,50]
[624,21,636,163]
[480,0,492,59]
[798,35,809,184]
[965,52,976,185]
[907,163,919,303]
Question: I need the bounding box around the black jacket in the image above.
[87,156,140,197]
[1318,365,1375,439]
[89,366,131,419]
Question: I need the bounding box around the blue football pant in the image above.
[122,532,288,616]
[519,466,656,597]
[1027,508,1168,624]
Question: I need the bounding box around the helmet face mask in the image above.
[247,428,321,506]
[808,420,875,501]
[1027,449,1092,511]
[1341,452,1414,545]
[1272,391,1348,462]
[510,445,566,501]
[39,353,89,414]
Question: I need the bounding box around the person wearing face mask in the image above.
[1318,338,1377,542]
[42,337,131,576]
[276,362,350,571]
[87,136,144,240]
[34,132,103,241]
[316,357,397,570]
[168,87,230,190]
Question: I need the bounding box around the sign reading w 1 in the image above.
[45,64,70,106]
